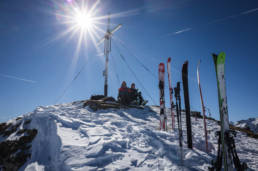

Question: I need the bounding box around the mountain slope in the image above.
[0,101,257,170]
[235,117,258,133]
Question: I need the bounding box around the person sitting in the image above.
[129,83,147,105]
[118,81,130,105]
[129,83,139,105]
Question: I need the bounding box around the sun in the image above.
[55,0,137,53]
[54,0,132,64]
[55,0,105,50]
[52,0,107,81]
[73,8,94,32]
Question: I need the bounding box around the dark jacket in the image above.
[118,87,130,105]
[129,88,138,101]
[118,87,129,97]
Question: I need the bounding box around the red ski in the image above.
[159,63,167,131]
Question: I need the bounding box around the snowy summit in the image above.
[0,101,257,170]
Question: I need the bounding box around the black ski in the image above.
[182,61,193,149]
[174,82,183,165]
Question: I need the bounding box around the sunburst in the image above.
[73,9,93,31]
[56,0,106,55]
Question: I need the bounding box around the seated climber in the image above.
[129,83,148,105]
[118,81,130,105]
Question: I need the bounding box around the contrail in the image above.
[241,7,258,15]
[209,7,258,24]
[168,7,258,36]
[0,73,37,83]
[174,28,192,35]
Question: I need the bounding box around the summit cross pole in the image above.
[98,15,122,96]
[104,17,111,97]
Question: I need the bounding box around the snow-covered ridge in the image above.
[0,101,258,170]
[235,117,258,134]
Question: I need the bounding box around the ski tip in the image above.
[217,52,226,64]
[212,53,217,58]
[219,51,225,56]
[182,61,188,71]
[159,63,165,72]
[167,57,171,62]
[212,52,225,64]
[212,53,218,64]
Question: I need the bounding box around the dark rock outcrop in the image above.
[0,119,37,171]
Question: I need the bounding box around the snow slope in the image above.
[1,101,258,171]
[235,117,258,133]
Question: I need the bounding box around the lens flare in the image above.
[55,0,105,52]
[74,9,93,31]
[53,0,139,71]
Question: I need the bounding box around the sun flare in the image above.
[55,0,136,53]
[73,8,94,32]
[54,0,134,67]
[55,0,105,51]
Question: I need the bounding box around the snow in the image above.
[24,163,44,171]
[2,101,257,170]
[235,117,258,133]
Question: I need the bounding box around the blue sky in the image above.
[1,0,258,122]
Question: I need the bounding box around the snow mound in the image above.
[1,101,258,170]
[235,117,258,133]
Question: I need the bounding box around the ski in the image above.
[167,57,175,129]
[158,63,167,131]
[182,61,193,149]
[174,82,183,165]
[213,52,232,170]
[197,60,209,152]
[210,52,247,171]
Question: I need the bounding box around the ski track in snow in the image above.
[1,101,257,171]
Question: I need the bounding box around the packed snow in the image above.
[1,101,258,171]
